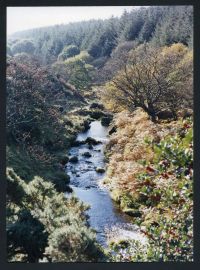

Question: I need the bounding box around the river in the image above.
[65,120,146,247]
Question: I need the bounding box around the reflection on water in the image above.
[66,121,146,246]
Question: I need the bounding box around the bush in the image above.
[7,209,48,262]
[7,170,104,262]
[11,39,35,55]
[58,45,80,61]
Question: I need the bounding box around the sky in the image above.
[7,6,141,36]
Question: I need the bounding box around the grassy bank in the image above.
[103,109,193,261]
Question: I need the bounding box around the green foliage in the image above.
[7,169,104,262]
[7,45,13,56]
[53,57,94,90]
[45,225,103,262]
[50,171,70,192]
[9,6,192,64]
[58,45,80,61]
[7,167,27,205]
[11,39,35,55]
[7,209,48,262]
[151,6,193,47]
[65,59,93,90]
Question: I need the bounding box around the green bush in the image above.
[6,169,104,262]
[58,45,80,61]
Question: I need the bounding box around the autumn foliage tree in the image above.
[103,43,193,120]
[6,54,77,188]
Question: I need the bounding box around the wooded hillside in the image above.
[7,6,193,262]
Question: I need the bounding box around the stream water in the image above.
[65,121,146,246]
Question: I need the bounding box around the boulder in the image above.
[90,110,105,119]
[85,160,92,164]
[109,126,117,135]
[82,120,91,131]
[156,110,174,120]
[101,116,113,126]
[90,102,104,110]
[82,152,92,158]
[95,167,105,173]
[85,137,102,145]
[69,156,78,163]
[94,149,101,152]
[123,209,142,217]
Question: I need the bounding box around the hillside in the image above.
[103,109,193,261]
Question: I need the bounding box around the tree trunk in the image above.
[142,104,157,122]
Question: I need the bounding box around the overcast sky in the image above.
[7,6,141,35]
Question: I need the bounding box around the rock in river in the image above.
[69,156,78,163]
[101,116,112,126]
[82,152,92,158]
[85,137,102,145]
[95,167,105,173]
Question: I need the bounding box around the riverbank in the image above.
[102,108,193,261]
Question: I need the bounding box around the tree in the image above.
[96,41,136,83]
[52,57,93,90]
[58,45,80,61]
[104,43,192,121]
[11,39,35,55]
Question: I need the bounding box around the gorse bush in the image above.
[6,168,105,262]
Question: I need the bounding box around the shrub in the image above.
[58,45,80,61]
[11,39,35,55]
